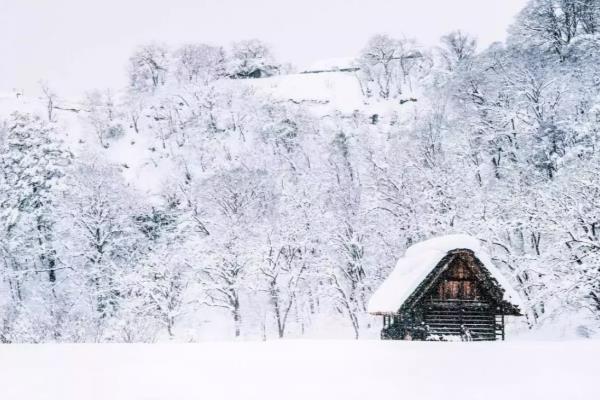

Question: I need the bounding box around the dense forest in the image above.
[1,0,599,342]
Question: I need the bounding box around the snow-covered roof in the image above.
[368,234,524,314]
[249,71,365,114]
[300,57,358,73]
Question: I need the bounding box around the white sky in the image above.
[0,0,527,97]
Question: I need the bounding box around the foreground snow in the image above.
[0,340,597,400]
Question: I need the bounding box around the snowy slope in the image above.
[1,71,369,197]
[246,69,421,117]
[0,68,422,198]
[248,70,365,114]
[0,340,597,400]
[0,91,46,118]
[0,90,177,197]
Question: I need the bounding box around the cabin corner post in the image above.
[501,312,505,341]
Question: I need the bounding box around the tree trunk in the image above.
[232,300,241,338]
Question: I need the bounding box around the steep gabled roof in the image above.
[368,234,524,315]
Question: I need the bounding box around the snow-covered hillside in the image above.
[251,70,366,114]
[0,340,598,400]
[2,9,600,343]
[2,67,416,197]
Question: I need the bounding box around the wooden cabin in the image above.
[368,235,523,341]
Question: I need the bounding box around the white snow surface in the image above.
[0,340,597,400]
[301,56,358,72]
[249,71,365,114]
[368,234,524,314]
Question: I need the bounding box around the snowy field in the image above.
[1,340,598,400]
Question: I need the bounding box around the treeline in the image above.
[1,0,599,342]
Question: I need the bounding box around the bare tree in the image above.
[260,239,307,338]
[200,255,246,337]
[173,43,226,84]
[438,30,477,71]
[358,34,423,98]
[128,43,170,92]
[39,81,57,122]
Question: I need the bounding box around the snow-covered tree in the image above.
[509,0,600,59]
[357,34,424,98]
[173,43,226,84]
[228,39,279,78]
[438,30,477,71]
[57,161,141,339]
[0,112,71,341]
[128,43,170,92]
[84,90,126,148]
